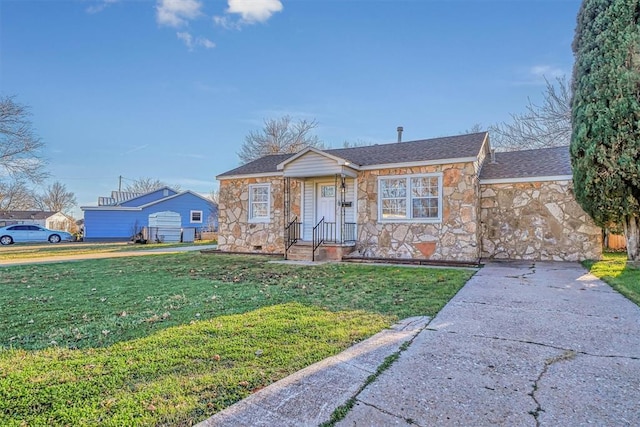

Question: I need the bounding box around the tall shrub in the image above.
[571,0,640,260]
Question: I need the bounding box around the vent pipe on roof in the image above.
[397,126,403,142]
[490,148,496,163]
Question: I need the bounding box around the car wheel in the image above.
[0,235,13,245]
[49,234,61,243]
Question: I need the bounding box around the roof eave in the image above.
[216,171,283,181]
[359,156,479,170]
[480,175,573,185]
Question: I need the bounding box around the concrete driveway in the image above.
[203,261,640,426]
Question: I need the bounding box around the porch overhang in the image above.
[277,147,360,178]
[282,165,358,179]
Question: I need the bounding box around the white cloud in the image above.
[214,0,282,28]
[86,0,119,14]
[177,32,215,50]
[156,0,202,27]
[529,65,565,79]
[213,15,241,30]
[198,37,215,49]
[177,31,194,50]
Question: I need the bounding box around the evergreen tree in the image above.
[570,0,640,261]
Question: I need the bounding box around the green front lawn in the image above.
[583,252,640,307]
[0,253,474,425]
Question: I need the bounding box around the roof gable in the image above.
[81,190,215,211]
[118,187,179,207]
[276,147,355,170]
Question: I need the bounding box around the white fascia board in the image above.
[216,172,283,181]
[80,206,142,211]
[480,175,573,185]
[359,157,478,171]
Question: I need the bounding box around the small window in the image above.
[190,210,203,223]
[321,185,335,198]
[249,184,270,222]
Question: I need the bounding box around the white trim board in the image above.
[480,175,573,185]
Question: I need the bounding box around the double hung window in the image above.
[249,184,270,222]
[378,174,442,221]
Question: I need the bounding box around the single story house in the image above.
[81,187,217,241]
[0,211,75,232]
[215,132,602,263]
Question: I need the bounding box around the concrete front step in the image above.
[286,242,356,262]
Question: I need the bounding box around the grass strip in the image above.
[583,252,640,307]
[320,339,415,426]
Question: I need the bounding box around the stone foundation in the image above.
[480,180,602,261]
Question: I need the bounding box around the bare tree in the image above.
[0,96,47,183]
[463,123,485,134]
[0,181,38,210]
[490,77,571,151]
[124,177,181,193]
[342,139,373,148]
[208,188,219,204]
[238,116,323,163]
[36,181,77,213]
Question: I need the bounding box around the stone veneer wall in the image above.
[217,177,301,253]
[356,162,481,262]
[480,180,602,261]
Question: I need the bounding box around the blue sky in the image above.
[1,0,580,217]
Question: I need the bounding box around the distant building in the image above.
[0,211,76,232]
[80,187,217,241]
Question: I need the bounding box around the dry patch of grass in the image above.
[0,241,215,261]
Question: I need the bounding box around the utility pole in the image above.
[118,175,122,192]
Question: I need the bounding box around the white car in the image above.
[0,225,73,245]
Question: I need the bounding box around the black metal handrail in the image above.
[324,222,337,243]
[342,222,357,242]
[312,217,325,261]
[284,217,301,259]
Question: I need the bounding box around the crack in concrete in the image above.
[465,333,640,361]
[320,320,431,426]
[528,350,577,426]
[350,400,425,426]
[455,299,619,319]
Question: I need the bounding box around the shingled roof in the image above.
[479,146,572,181]
[217,132,488,177]
[0,211,57,220]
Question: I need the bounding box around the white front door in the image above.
[317,183,336,223]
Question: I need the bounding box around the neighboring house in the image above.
[216,132,602,263]
[0,211,75,232]
[81,187,217,241]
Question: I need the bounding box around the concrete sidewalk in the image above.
[200,262,640,426]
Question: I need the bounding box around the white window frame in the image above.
[377,173,443,223]
[248,183,271,223]
[190,210,203,223]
